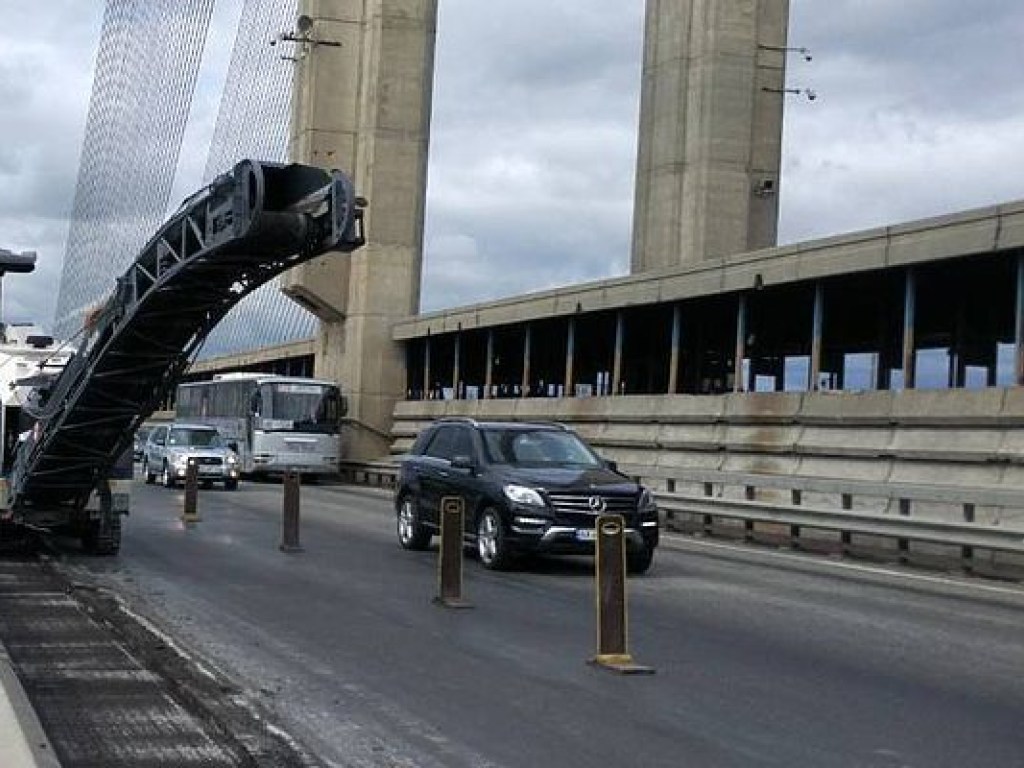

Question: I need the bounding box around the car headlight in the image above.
[503,484,545,507]
[174,456,188,469]
[639,487,656,510]
[226,454,238,466]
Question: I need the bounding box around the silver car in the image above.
[143,423,240,490]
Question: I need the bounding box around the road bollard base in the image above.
[432,596,474,610]
[588,654,655,675]
[180,513,201,524]
[279,544,304,553]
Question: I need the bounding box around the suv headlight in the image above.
[504,484,545,507]
[639,487,656,510]
[226,453,238,466]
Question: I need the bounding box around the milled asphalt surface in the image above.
[39,476,1024,768]
[0,549,315,767]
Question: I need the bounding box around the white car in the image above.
[142,423,240,490]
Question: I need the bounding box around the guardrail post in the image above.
[839,493,854,554]
[589,514,653,674]
[897,498,912,563]
[744,485,756,541]
[280,471,303,553]
[434,496,472,609]
[961,503,975,573]
[181,458,200,524]
[789,489,802,548]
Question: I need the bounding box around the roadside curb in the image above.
[0,638,62,768]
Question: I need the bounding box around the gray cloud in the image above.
[0,2,101,327]
[1,1,1023,330]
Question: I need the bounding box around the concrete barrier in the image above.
[390,388,1024,535]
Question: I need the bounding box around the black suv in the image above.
[394,418,659,574]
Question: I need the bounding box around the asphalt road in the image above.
[60,476,1024,768]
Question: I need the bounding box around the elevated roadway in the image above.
[47,481,1024,767]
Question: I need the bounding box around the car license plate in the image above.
[199,466,220,475]
[575,528,596,542]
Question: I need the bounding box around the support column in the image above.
[286,0,439,458]
[952,301,966,389]
[734,295,748,393]
[809,282,824,391]
[902,268,917,389]
[611,311,624,395]
[876,300,890,391]
[631,0,791,272]
[452,332,461,400]
[565,318,576,397]
[484,329,494,399]
[668,304,681,394]
[1016,253,1024,386]
[522,324,532,397]
[423,335,431,400]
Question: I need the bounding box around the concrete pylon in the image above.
[631,0,790,272]
[282,0,438,460]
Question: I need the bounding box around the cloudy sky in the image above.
[1,1,1023,331]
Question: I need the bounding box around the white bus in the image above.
[175,373,345,478]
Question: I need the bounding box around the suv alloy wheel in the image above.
[476,508,512,570]
[397,495,432,550]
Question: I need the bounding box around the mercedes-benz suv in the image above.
[395,418,659,574]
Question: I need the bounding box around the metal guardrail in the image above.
[338,460,1024,566]
[652,469,1024,567]
[639,468,1024,509]
[338,461,398,489]
[655,493,1024,555]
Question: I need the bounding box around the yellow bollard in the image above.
[280,470,303,552]
[181,458,201,523]
[434,496,472,608]
[588,514,653,674]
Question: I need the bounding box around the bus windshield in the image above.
[259,382,340,433]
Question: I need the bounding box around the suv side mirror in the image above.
[603,458,619,472]
[227,441,239,453]
[450,454,476,474]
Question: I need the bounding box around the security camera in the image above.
[297,14,314,34]
[806,89,817,101]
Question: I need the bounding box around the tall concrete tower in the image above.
[631,0,790,272]
[282,0,438,459]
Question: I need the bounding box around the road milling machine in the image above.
[0,161,363,553]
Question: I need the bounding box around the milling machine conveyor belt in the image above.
[7,160,364,518]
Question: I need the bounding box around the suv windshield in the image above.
[168,428,223,448]
[481,428,602,468]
